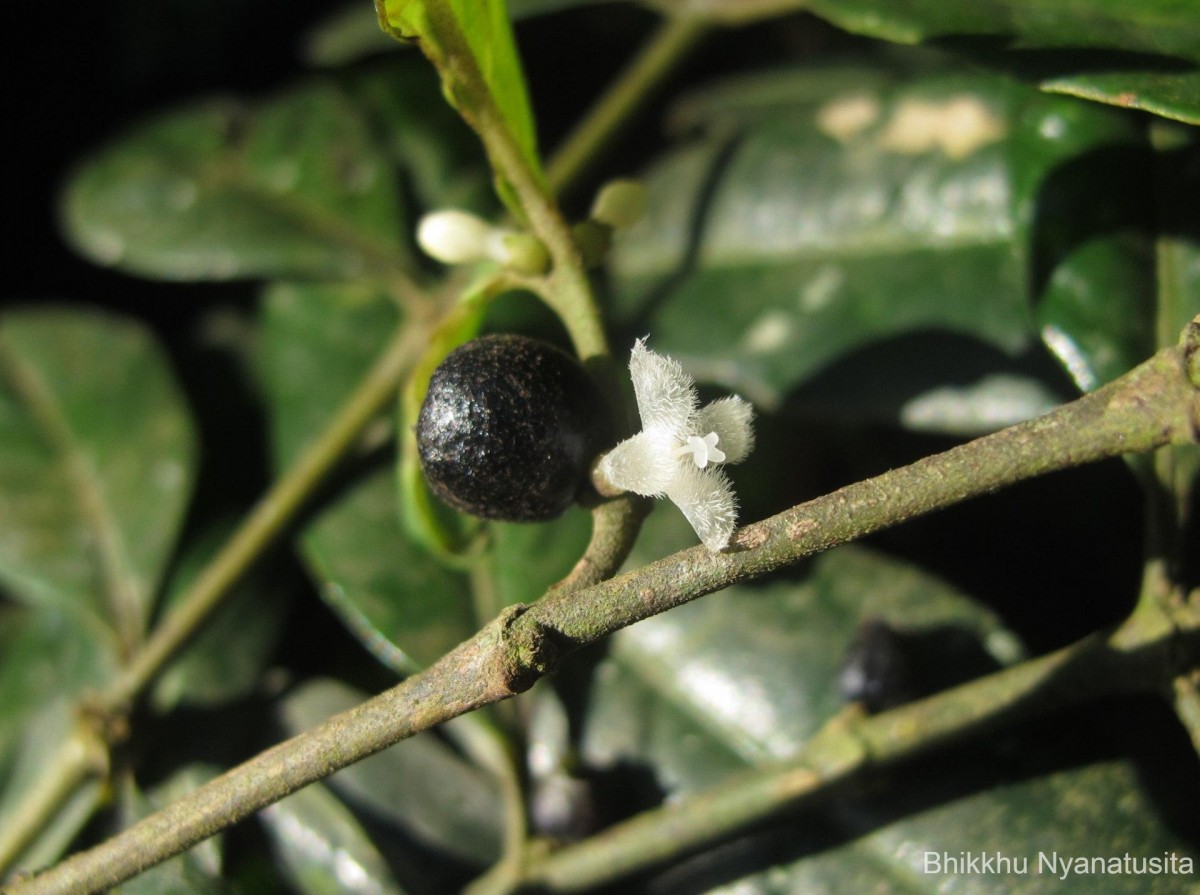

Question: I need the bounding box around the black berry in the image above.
[416,334,609,522]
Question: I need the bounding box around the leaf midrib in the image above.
[0,332,143,654]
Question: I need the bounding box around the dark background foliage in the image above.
[4,1,1199,892]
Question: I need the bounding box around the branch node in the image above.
[1180,314,1200,390]
[495,604,560,694]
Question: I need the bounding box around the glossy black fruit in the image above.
[416,334,608,522]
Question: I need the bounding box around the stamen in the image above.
[677,432,725,468]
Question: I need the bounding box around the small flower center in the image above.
[678,432,726,469]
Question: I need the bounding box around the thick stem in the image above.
[11,339,1200,895]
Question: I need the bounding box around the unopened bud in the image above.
[417,210,495,264]
[590,179,647,230]
[493,232,551,275]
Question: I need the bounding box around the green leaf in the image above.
[300,468,477,672]
[340,61,495,217]
[258,282,401,470]
[805,0,1200,63]
[261,783,410,895]
[608,66,1153,425]
[1044,68,1200,127]
[258,282,476,671]
[490,506,593,606]
[579,519,1198,891]
[0,307,196,641]
[279,679,504,866]
[689,756,1199,895]
[375,0,547,216]
[798,0,1200,125]
[61,81,406,282]
[150,523,288,712]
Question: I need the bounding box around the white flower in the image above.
[598,339,754,551]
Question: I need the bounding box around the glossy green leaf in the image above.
[0,307,196,640]
[1044,68,1200,127]
[796,0,1200,124]
[691,756,1199,895]
[61,81,406,282]
[375,0,546,216]
[150,524,288,711]
[805,0,1200,64]
[608,66,1153,424]
[279,679,504,866]
[261,783,409,895]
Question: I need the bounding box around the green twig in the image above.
[108,319,429,709]
[0,724,108,873]
[12,333,1200,895]
[545,17,711,198]
[1173,670,1200,758]
[0,318,428,873]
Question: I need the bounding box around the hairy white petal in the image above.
[629,338,698,438]
[598,431,677,496]
[666,463,738,551]
[697,396,755,464]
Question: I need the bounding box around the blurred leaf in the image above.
[258,281,476,672]
[339,61,495,216]
[805,0,1200,63]
[61,81,406,282]
[1152,125,1200,344]
[795,0,1200,125]
[0,606,117,759]
[258,281,400,470]
[261,782,409,895]
[0,307,196,640]
[375,0,547,217]
[150,523,288,711]
[300,468,477,673]
[303,4,400,68]
[279,679,504,866]
[608,66,1153,425]
[490,505,593,606]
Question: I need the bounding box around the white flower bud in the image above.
[416,209,495,264]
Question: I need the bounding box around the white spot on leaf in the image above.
[878,96,1006,160]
